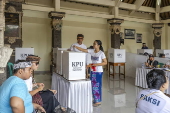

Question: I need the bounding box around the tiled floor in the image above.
[34,72,142,113]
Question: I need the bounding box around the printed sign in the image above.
[72,62,83,71]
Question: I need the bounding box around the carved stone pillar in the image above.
[49,11,65,73]
[152,23,164,56]
[108,18,124,49]
[0,0,5,48]
[0,0,13,85]
[49,11,65,48]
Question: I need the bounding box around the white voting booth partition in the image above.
[137,49,153,55]
[56,48,68,75]
[15,48,34,61]
[108,49,126,74]
[125,52,170,78]
[62,51,86,80]
[156,49,170,58]
[108,49,126,63]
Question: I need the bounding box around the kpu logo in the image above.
[20,54,33,59]
[72,62,83,71]
[117,53,122,58]
[166,53,169,55]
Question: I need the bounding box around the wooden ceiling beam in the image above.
[160,6,170,13]
[115,0,122,7]
[155,0,160,22]
[22,4,156,23]
[68,0,155,13]
[129,0,145,15]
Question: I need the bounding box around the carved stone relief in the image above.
[153,28,162,37]
[109,25,121,34]
[51,19,62,31]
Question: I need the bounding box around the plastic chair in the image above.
[7,62,14,78]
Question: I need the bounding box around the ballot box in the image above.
[56,48,68,75]
[156,49,170,58]
[62,51,86,80]
[108,48,126,63]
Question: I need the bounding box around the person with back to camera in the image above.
[73,40,107,107]
[136,69,170,113]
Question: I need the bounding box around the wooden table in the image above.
[108,62,125,79]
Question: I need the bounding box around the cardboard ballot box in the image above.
[137,49,153,55]
[156,49,170,58]
[56,48,67,75]
[108,49,126,63]
[62,51,86,80]
[15,48,34,61]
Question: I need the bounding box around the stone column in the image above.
[152,23,164,56]
[0,0,13,85]
[0,0,5,48]
[107,18,124,49]
[49,11,65,48]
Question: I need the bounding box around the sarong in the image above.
[90,71,103,103]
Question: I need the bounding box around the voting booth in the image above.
[108,49,126,63]
[62,51,86,80]
[108,49,126,78]
[137,49,153,55]
[156,49,170,58]
[15,48,34,61]
[56,48,68,75]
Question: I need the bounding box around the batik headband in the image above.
[13,62,32,70]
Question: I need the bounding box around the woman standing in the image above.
[73,40,107,107]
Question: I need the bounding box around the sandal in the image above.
[93,103,101,107]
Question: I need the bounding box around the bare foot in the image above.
[93,102,101,107]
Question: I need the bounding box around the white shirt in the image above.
[24,77,33,91]
[70,43,87,52]
[136,89,170,113]
[88,49,106,72]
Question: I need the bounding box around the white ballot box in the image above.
[108,49,126,63]
[62,51,86,80]
[56,48,67,75]
[137,49,153,55]
[156,49,170,58]
[15,48,34,61]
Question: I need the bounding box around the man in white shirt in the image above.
[69,34,87,52]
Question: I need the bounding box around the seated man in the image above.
[145,54,159,68]
[0,61,45,113]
